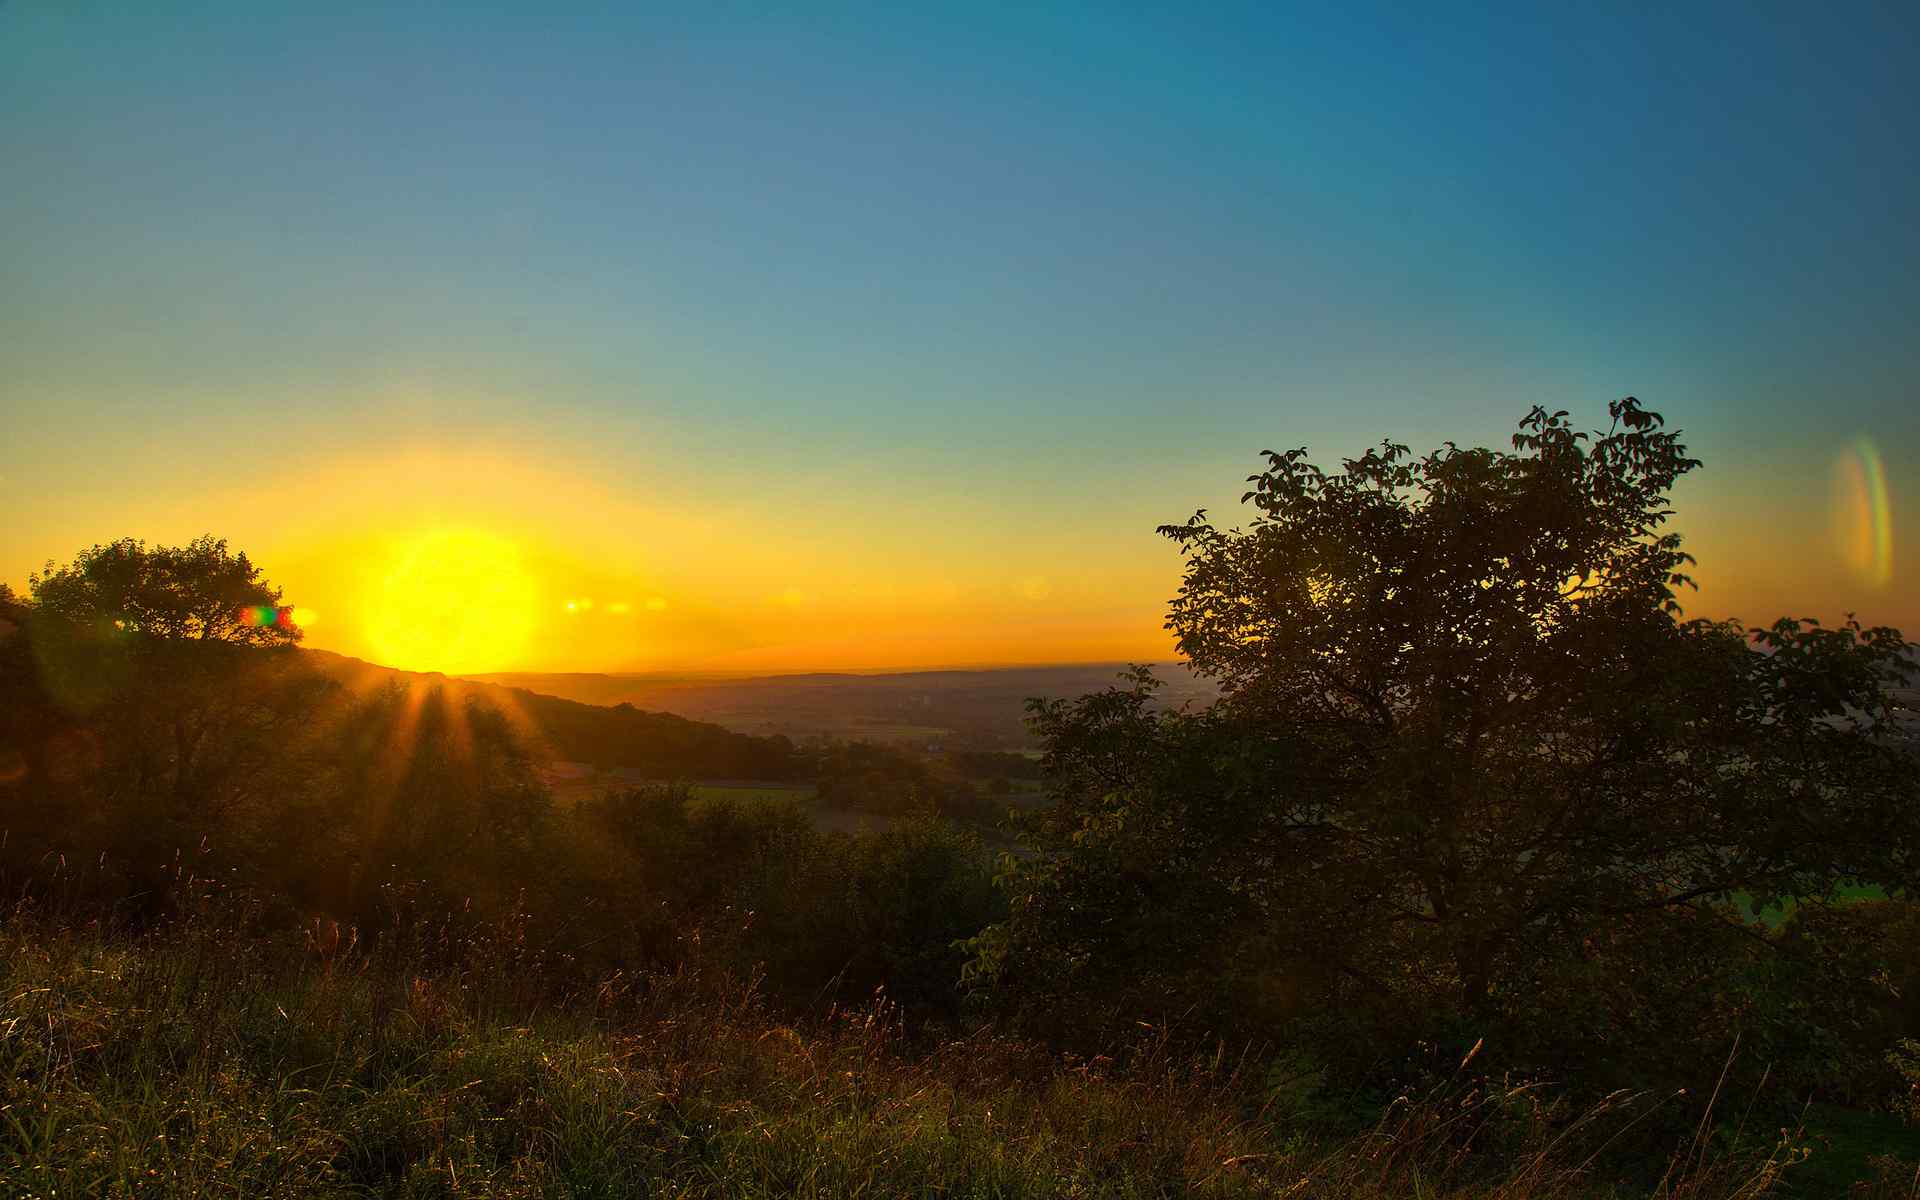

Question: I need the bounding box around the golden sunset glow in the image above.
[7,10,1920,1179]
[2,6,1913,673]
[363,528,539,675]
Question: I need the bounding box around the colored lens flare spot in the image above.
[241,605,288,627]
[1831,439,1894,588]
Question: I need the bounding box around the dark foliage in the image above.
[0,539,997,1020]
[975,400,1920,1100]
[812,739,1003,824]
[8,391,1920,1175]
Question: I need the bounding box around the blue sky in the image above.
[3,2,1914,668]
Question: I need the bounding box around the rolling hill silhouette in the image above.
[466,665,1218,750]
[299,649,802,779]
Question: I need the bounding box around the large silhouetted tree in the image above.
[978,399,1917,1071]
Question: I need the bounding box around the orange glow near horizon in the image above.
[3,429,1908,678]
[195,441,1185,675]
[5,7,1919,681]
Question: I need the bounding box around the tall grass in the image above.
[0,901,1823,1197]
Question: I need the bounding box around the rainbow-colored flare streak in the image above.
[1834,438,1894,589]
[241,605,291,628]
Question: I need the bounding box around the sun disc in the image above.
[363,528,537,674]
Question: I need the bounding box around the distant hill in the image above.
[464,664,1218,750]
[299,650,803,779]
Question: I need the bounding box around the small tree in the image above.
[10,538,325,906]
[980,400,1917,1074]
[30,535,299,646]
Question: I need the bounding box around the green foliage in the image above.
[979,400,1920,1089]
[1754,900,1920,1104]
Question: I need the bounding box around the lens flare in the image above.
[241,605,290,627]
[1832,438,1894,588]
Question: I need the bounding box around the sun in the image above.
[364,528,538,674]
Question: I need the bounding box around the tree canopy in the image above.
[29,535,298,646]
[979,400,1918,1076]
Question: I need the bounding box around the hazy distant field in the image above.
[687,782,818,806]
[473,664,1219,750]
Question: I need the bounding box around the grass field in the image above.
[0,914,1842,1199]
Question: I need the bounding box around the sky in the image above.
[3,2,1915,674]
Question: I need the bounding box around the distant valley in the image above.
[464,663,1219,751]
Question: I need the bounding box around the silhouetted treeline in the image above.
[0,546,998,1017]
[9,396,1920,1169]
[813,741,991,821]
[971,402,1920,1118]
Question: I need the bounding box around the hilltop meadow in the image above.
[3,403,1919,1197]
